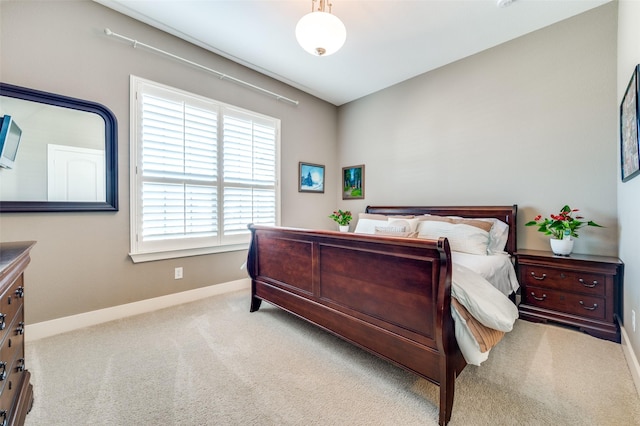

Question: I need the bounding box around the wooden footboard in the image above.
[247,225,465,425]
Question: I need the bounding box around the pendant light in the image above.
[295,0,346,56]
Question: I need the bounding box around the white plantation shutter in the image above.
[141,182,218,241]
[222,112,277,243]
[130,77,280,261]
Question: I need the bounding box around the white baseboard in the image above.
[25,278,251,342]
[621,325,640,398]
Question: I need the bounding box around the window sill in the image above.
[129,243,249,263]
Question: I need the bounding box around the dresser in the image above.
[516,249,623,343]
[0,242,35,425]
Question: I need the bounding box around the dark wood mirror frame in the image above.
[0,83,118,212]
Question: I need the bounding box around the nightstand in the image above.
[516,249,623,343]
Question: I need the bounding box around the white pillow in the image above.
[417,220,490,255]
[354,213,417,235]
[451,264,518,332]
[388,217,420,233]
[374,225,415,237]
[375,225,407,233]
[478,218,509,254]
[353,213,389,234]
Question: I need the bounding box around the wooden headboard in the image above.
[365,205,518,255]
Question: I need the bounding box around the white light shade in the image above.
[295,11,346,56]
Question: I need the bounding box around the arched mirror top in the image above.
[0,83,118,212]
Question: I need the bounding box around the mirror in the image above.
[0,83,117,212]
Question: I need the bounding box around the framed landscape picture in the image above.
[342,164,364,200]
[299,162,325,193]
[621,64,640,182]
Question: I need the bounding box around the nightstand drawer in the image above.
[520,265,605,297]
[526,286,606,321]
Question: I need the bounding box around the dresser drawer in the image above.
[0,346,25,423]
[526,286,606,321]
[0,275,24,344]
[0,306,24,393]
[520,265,605,297]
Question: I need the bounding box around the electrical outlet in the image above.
[174,267,183,280]
[633,310,636,333]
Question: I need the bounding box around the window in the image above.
[130,76,280,262]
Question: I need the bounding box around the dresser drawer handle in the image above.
[14,286,24,298]
[0,314,5,331]
[530,272,547,281]
[579,301,598,311]
[0,362,7,381]
[530,292,547,301]
[0,410,7,426]
[578,278,598,288]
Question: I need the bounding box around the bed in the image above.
[246,205,519,425]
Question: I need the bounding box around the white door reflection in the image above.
[47,144,105,201]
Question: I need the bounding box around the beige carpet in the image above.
[24,290,640,425]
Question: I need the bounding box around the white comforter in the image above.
[452,251,519,296]
[451,263,519,365]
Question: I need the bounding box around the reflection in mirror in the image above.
[0,83,117,212]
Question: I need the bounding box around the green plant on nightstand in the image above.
[525,205,603,255]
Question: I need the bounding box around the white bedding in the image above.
[452,251,519,296]
[451,264,519,366]
[450,250,520,365]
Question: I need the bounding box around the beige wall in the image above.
[0,1,339,323]
[617,0,640,374]
[338,3,618,257]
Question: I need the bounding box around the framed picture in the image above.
[299,162,325,193]
[621,65,640,182]
[342,164,365,200]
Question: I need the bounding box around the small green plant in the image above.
[525,205,603,239]
[329,209,352,226]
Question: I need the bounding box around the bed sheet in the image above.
[451,251,519,296]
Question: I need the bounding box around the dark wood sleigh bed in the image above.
[246,205,518,425]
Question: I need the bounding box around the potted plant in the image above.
[525,205,603,255]
[329,209,352,232]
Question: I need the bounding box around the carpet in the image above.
[24,290,640,425]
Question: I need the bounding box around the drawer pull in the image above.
[16,322,24,335]
[0,362,7,381]
[0,410,7,426]
[579,301,598,311]
[530,292,547,301]
[14,286,24,298]
[530,272,547,281]
[578,278,598,288]
[17,358,25,372]
[0,314,5,331]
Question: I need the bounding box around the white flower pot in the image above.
[550,238,574,256]
[339,225,349,233]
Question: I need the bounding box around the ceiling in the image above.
[94,0,611,106]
